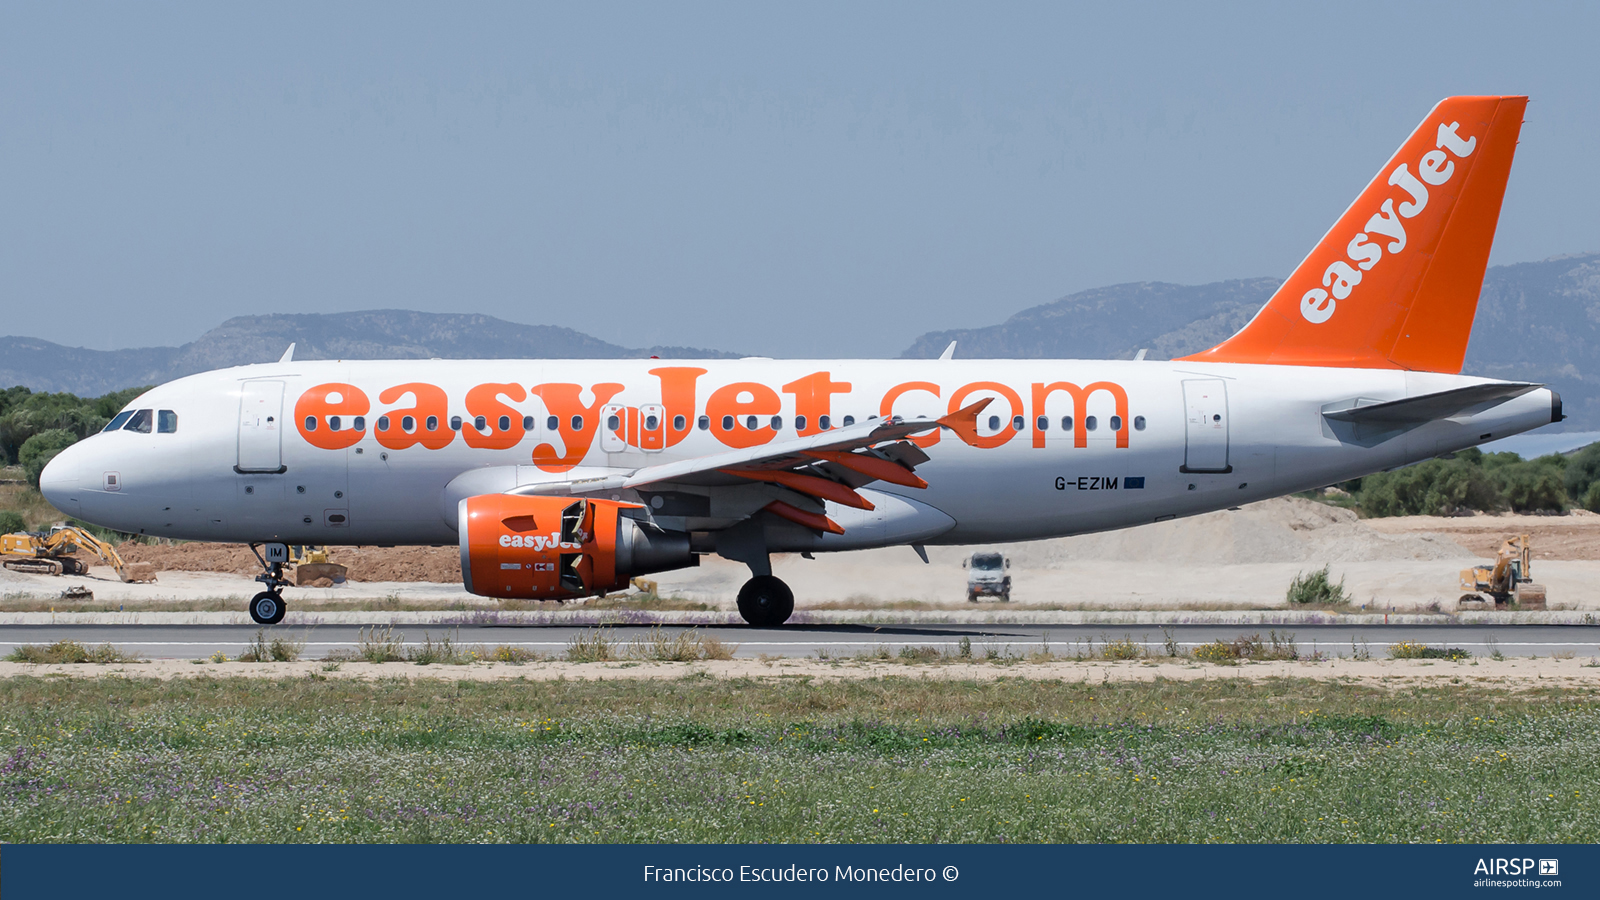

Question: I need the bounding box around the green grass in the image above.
[0,676,1596,843]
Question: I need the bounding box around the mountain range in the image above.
[4,253,1598,428]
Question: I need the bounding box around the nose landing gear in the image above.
[249,590,286,625]
[247,542,292,626]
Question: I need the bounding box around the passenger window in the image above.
[497,415,509,432]
[986,415,999,431]
[103,411,134,432]
[698,415,710,431]
[157,410,178,433]
[1086,416,1098,431]
[303,416,317,431]
[1134,416,1146,431]
[818,415,831,430]
[570,415,583,431]
[795,415,807,432]
[123,409,153,433]
[1012,415,1024,431]
[645,414,659,430]
[1060,416,1073,431]
[522,416,534,430]
[607,414,621,431]
[474,415,487,431]
[426,415,439,431]
[377,416,391,432]
[353,416,365,432]
[329,416,342,431]
[1110,415,1122,431]
[449,416,462,431]
[673,415,686,431]
[721,415,734,431]
[1035,415,1048,431]
[745,415,758,430]
[842,415,855,427]
[402,415,416,432]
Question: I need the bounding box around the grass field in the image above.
[1,675,1596,844]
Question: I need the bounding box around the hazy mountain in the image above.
[901,278,1281,361]
[902,254,1600,431]
[0,310,740,396]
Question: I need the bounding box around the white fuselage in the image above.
[38,358,1556,554]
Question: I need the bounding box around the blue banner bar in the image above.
[3,843,1592,898]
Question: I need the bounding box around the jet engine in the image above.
[458,494,694,600]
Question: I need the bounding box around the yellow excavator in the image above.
[1459,534,1546,610]
[1,525,157,583]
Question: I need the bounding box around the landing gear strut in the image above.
[248,542,291,626]
[737,575,794,627]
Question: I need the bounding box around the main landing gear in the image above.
[737,575,794,628]
[247,542,291,626]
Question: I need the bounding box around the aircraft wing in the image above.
[1322,382,1541,426]
[508,399,992,534]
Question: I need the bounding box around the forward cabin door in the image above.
[1181,379,1231,473]
[237,381,286,473]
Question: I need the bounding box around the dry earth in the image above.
[5,656,1599,685]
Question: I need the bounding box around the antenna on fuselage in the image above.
[278,343,295,363]
[938,341,956,361]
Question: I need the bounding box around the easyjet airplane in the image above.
[39,95,1557,626]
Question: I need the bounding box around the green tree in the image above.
[20,428,78,488]
[0,510,25,534]
[1564,443,1600,504]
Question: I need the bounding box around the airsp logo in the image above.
[1539,859,1559,877]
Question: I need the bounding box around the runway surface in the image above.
[3,622,1599,660]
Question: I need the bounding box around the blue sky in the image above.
[2,2,1596,356]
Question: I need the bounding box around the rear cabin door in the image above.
[1181,379,1230,473]
[237,381,286,473]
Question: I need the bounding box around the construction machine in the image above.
[1459,534,1546,610]
[288,545,347,586]
[1,525,157,583]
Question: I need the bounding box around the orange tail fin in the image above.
[1181,95,1526,372]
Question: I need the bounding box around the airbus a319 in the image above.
[39,96,1556,627]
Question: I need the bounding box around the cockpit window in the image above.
[158,410,178,433]
[103,411,134,432]
[122,409,153,434]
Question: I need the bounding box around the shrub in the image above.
[491,645,538,664]
[407,632,470,665]
[1287,565,1348,605]
[20,429,78,488]
[1565,443,1600,502]
[357,626,406,662]
[1389,641,1470,660]
[235,630,302,662]
[1100,637,1142,660]
[1495,456,1568,512]
[1359,458,1506,517]
[0,510,26,534]
[5,640,135,663]
[565,627,616,662]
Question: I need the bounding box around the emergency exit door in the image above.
[1181,379,1231,473]
[237,381,286,473]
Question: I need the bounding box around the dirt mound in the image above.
[1365,509,1600,560]
[111,543,462,583]
[1006,497,1477,567]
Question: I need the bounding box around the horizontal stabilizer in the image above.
[1322,382,1540,426]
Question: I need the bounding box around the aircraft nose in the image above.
[38,442,86,518]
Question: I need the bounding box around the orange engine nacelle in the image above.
[459,494,694,600]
